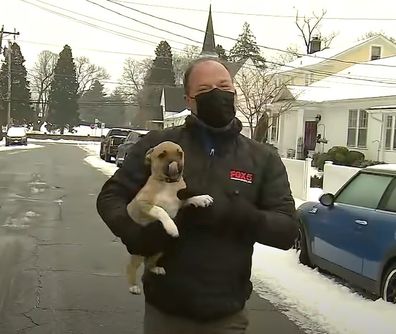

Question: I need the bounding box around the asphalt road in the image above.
[0,143,305,334]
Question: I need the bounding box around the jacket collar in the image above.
[184,114,242,138]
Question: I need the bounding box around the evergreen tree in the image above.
[0,43,32,126]
[47,45,79,134]
[101,91,126,127]
[145,40,176,86]
[229,22,266,68]
[215,44,228,61]
[78,80,106,124]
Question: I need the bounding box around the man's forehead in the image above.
[190,60,231,80]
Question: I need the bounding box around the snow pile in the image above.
[32,124,110,137]
[78,142,118,176]
[252,245,396,334]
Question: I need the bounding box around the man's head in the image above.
[183,58,236,128]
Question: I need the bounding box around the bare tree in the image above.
[117,57,152,104]
[29,50,58,130]
[173,45,200,85]
[75,56,110,96]
[234,65,293,141]
[295,9,337,54]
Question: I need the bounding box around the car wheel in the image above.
[382,263,396,304]
[295,223,314,268]
[100,145,105,159]
[104,151,111,162]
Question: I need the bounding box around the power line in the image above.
[111,1,396,21]
[85,0,202,45]
[19,0,183,51]
[105,0,396,69]
[32,0,196,48]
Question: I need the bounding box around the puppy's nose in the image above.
[168,161,179,177]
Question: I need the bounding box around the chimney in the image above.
[309,36,321,54]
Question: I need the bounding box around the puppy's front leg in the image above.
[141,204,179,237]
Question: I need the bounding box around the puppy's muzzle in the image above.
[165,161,183,182]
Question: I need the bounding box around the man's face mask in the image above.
[192,88,236,128]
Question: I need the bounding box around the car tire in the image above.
[100,144,105,160]
[295,223,314,268]
[381,263,396,304]
[104,151,111,162]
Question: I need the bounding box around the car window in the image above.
[109,129,130,137]
[336,173,393,209]
[380,178,396,213]
[126,132,135,141]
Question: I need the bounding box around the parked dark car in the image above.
[297,164,396,304]
[115,130,148,167]
[5,126,28,146]
[100,128,131,162]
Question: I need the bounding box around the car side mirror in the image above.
[319,193,335,207]
[101,135,105,139]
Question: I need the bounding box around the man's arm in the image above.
[253,148,298,249]
[96,132,172,256]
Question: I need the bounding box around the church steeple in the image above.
[201,5,217,57]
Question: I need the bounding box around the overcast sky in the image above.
[2,0,396,92]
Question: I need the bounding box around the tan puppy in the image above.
[126,141,213,294]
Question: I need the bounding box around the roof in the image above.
[289,55,396,102]
[225,60,245,78]
[165,109,191,120]
[201,5,217,56]
[163,87,186,112]
[365,164,396,173]
[278,34,396,73]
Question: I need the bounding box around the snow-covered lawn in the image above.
[81,142,396,334]
[0,139,43,152]
[28,124,110,137]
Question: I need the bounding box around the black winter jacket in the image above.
[96,115,298,321]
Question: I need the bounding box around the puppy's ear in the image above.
[145,147,154,165]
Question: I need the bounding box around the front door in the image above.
[304,121,317,158]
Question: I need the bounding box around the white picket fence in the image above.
[281,159,361,200]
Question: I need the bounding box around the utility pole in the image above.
[0,28,20,127]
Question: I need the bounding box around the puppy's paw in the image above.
[150,266,166,275]
[164,220,179,237]
[129,285,141,295]
[187,195,214,208]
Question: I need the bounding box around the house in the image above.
[277,34,396,87]
[273,55,396,163]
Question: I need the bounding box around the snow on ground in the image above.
[0,139,43,152]
[80,142,396,334]
[30,124,110,137]
[252,246,396,334]
[79,142,118,177]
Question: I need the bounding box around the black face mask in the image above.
[193,88,236,128]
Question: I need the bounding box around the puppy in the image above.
[126,141,213,294]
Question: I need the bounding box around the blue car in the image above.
[297,164,396,304]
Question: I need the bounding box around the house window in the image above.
[371,46,382,61]
[269,113,279,142]
[385,115,396,150]
[347,109,368,148]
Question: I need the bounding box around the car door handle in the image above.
[355,220,368,226]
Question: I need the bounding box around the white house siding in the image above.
[384,152,396,163]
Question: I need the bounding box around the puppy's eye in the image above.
[158,151,167,159]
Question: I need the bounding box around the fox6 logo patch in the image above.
[229,170,254,184]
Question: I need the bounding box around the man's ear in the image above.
[145,147,154,165]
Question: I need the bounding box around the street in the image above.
[0,143,304,334]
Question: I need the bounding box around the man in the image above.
[97,58,298,334]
